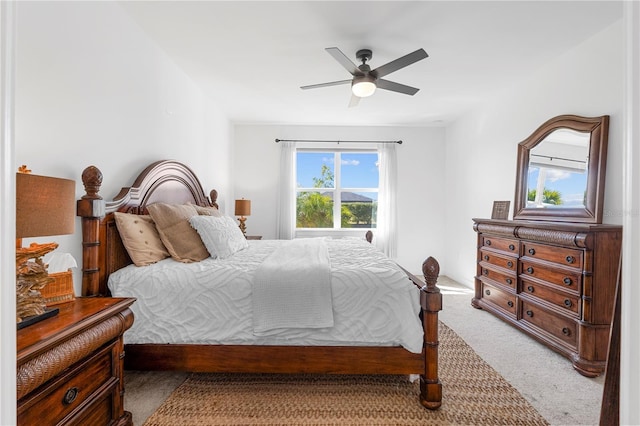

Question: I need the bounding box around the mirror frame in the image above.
[513,114,609,223]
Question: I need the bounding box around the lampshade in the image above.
[16,173,76,239]
[234,199,251,216]
[351,76,377,98]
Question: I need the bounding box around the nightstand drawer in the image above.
[18,344,116,425]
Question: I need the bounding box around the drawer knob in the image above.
[509,244,515,251]
[526,266,534,274]
[564,299,573,308]
[507,261,514,268]
[562,327,571,336]
[483,269,489,276]
[485,289,491,296]
[63,387,79,405]
[566,255,575,264]
[563,277,572,286]
[507,301,514,308]
[484,255,489,261]
[527,285,534,293]
[528,248,536,255]
[485,240,492,246]
[526,310,534,317]
[506,278,513,285]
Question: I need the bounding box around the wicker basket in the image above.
[42,269,76,306]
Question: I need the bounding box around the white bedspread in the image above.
[252,238,332,333]
[107,238,424,353]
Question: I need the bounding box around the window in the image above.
[295,150,379,229]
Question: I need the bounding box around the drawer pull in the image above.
[562,327,571,336]
[528,248,536,255]
[526,310,534,317]
[485,239,492,246]
[566,255,575,264]
[563,277,572,286]
[509,244,515,251]
[507,301,514,308]
[63,387,79,405]
[484,255,489,261]
[526,266,534,274]
[564,299,573,308]
[485,289,491,296]
[507,261,514,268]
[527,285,534,293]
[483,269,489,276]
[506,278,513,285]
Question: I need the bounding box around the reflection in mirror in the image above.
[527,129,590,209]
[513,114,609,224]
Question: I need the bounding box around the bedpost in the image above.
[420,256,442,409]
[76,166,105,296]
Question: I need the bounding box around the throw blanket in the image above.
[252,238,333,334]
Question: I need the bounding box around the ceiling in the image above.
[119,1,622,127]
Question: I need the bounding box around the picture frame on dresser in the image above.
[472,114,622,377]
[491,201,510,220]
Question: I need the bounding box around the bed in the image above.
[77,159,443,409]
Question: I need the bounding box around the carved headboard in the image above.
[77,160,218,297]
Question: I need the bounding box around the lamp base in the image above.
[17,307,59,330]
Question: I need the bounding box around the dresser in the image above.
[472,218,621,377]
[17,297,135,425]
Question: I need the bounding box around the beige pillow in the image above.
[113,212,170,266]
[191,204,222,217]
[147,203,209,263]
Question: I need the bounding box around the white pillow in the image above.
[189,215,248,259]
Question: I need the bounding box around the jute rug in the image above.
[143,323,548,425]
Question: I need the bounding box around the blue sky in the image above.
[297,152,379,199]
[528,166,587,206]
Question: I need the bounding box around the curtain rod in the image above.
[275,138,402,145]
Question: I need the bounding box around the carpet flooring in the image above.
[141,322,548,426]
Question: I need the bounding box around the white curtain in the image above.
[276,141,296,239]
[376,143,398,258]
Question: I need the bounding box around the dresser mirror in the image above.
[513,114,609,223]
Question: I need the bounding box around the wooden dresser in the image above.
[472,218,621,377]
[17,297,135,425]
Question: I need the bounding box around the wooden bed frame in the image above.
[77,160,443,409]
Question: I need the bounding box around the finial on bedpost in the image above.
[422,256,440,292]
[209,189,219,209]
[81,165,103,200]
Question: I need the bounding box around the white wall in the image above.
[232,124,447,275]
[14,1,232,296]
[444,19,624,288]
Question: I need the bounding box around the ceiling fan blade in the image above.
[348,94,361,108]
[300,79,352,90]
[377,79,420,96]
[372,48,428,79]
[325,47,361,76]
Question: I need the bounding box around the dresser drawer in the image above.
[18,345,115,425]
[520,277,581,317]
[480,282,517,318]
[481,236,519,255]
[520,260,582,294]
[520,300,577,349]
[479,266,516,290]
[521,241,583,269]
[479,248,517,272]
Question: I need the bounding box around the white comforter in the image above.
[107,237,424,353]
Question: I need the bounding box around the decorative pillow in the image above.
[191,203,222,217]
[113,212,170,266]
[147,203,210,263]
[189,215,249,259]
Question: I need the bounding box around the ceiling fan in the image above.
[301,47,428,107]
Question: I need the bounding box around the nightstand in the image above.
[17,297,135,426]
[246,235,263,240]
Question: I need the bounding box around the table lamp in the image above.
[16,167,75,329]
[234,199,251,236]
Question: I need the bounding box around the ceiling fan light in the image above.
[352,79,376,98]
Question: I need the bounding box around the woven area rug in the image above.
[143,323,548,425]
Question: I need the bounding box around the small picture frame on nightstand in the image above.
[491,201,510,220]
